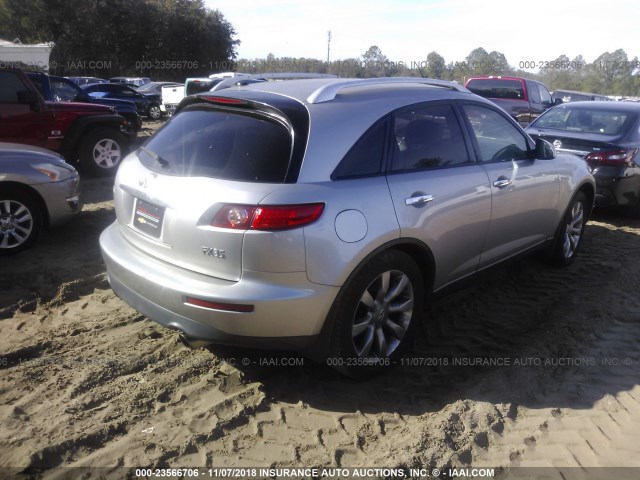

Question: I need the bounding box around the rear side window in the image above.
[466,79,525,100]
[332,120,387,179]
[142,108,292,183]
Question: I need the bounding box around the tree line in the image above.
[0,0,238,80]
[1,1,638,96]
[237,47,639,97]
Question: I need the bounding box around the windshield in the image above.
[142,108,292,182]
[532,107,633,135]
[466,79,524,100]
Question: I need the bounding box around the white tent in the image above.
[0,38,55,71]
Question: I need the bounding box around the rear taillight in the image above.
[212,203,325,230]
[585,149,638,168]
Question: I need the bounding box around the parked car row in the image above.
[82,82,164,120]
[0,67,135,177]
[526,101,640,212]
[27,72,142,132]
[4,71,638,378]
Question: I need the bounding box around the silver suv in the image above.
[100,78,595,376]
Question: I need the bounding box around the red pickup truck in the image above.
[0,67,136,176]
[465,76,561,127]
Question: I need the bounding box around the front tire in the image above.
[0,188,43,255]
[549,191,588,266]
[328,250,424,378]
[78,128,127,177]
[147,104,162,120]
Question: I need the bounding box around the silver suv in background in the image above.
[100,77,595,377]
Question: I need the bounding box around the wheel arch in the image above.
[309,238,436,360]
[0,181,50,228]
[61,114,127,161]
[576,181,595,219]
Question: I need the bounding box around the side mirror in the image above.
[534,138,556,160]
[554,98,563,105]
[17,90,42,111]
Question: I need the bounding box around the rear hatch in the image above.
[526,128,622,157]
[113,94,309,282]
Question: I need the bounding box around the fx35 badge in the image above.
[202,246,225,259]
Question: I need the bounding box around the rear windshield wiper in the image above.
[139,146,169,168]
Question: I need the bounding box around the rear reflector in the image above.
[585,149,637,168]
[212,203,324,230]
[185,297,254,313]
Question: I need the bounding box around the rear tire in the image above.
[0,188,42,255]
[328,250,424,378]
[548,191,588,266]
[78,128,127,177]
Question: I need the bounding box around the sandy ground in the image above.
[1,122,640,478]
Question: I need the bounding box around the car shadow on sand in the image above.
[0,205,115,319]
[206,214,640,417]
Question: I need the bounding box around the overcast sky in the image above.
[204,0,639,70]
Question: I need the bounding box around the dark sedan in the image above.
[135,81,183,96]
[82,82,163,120]
[526,102,640,211]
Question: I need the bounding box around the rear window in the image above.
[185,79,222,96]
[141,108,293,182]
[466,79,524,100]
[532,107,633,135]
[0,72,26,102]
[552,91,589,103]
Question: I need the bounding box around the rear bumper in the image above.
[99,222,338,349]
[163,103,178,116]
[593,168,640,207]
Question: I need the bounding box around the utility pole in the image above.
[327,31,332,65]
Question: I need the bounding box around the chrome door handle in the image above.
[405,194,434,206]
[493,178,512,188]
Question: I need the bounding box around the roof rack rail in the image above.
[210,72,338,92]
[307,77,468,104]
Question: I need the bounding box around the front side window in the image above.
[50,79,82,102]
[528,82,541,104]
[142,107,292,183]
[391,104,469,171]
[539,84,552,104]
[462,104,529,162]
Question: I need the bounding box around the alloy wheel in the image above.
[351,269,414,358]
[563,200,584,259]
[0,199,34,250]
